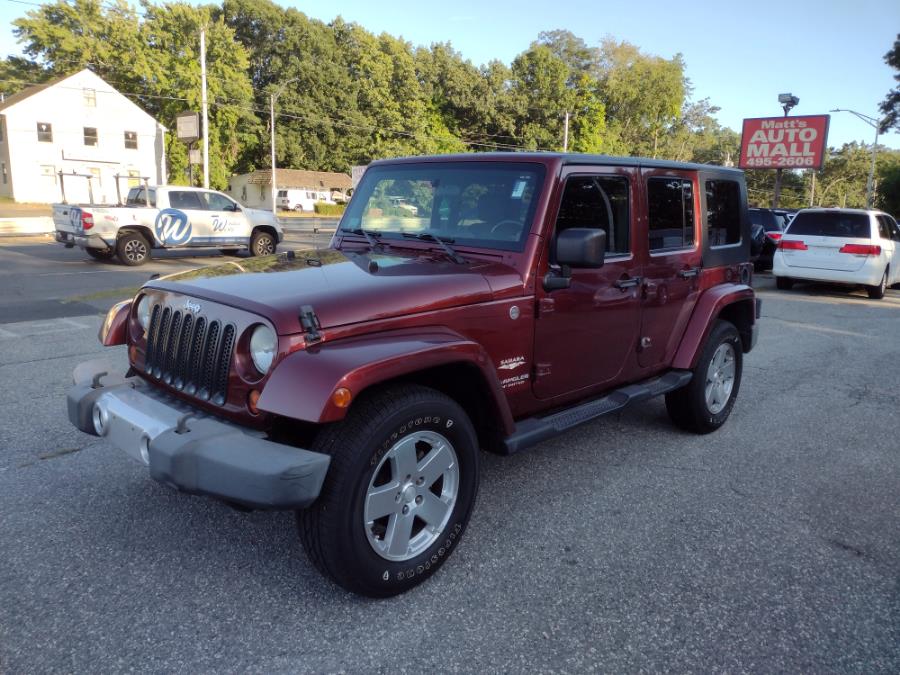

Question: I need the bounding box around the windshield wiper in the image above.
[401,232,466,264]
[344,228,383,249]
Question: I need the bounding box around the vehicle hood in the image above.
[147,248,523,334]
[244,208,279,227]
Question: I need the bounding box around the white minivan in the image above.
[276,188,333,212]
[773,208,900,299]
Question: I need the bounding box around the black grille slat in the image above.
[198,320,221,400]
[185,316,207,395]
[211,325,235,405]
[142,301,236,407]
[173,314,193,389]
[163,311,182,383]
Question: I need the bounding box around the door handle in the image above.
[678,267,701,279]
[614,276,642,290]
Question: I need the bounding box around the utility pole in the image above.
[830,109,882,208]
[772,93,799,209]
[269,78,301,214]
[563,111,569,152]
[200,26,209,189]
[270,93,277,214]
[809,170,816,207]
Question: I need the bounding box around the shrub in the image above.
[314,202,346,216]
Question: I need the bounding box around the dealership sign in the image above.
[738,115,830,169]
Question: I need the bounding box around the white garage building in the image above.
[0,69,166,205]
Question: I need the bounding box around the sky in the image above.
[1,0,899,150]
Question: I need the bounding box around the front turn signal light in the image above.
[332,387,352,408]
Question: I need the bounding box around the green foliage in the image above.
[5,1,850,203]
[313,202,345,215]
[878,34,900,133]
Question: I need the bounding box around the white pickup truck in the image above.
[53,185,283,266]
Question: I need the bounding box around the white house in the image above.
[228,168,352,210]
[0,69,166,205]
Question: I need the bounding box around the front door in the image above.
[638,170,703,368]
[533,167,643,399]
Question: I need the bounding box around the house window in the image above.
[83,127,98,147]
[2,162,7,185]
[88,167,101,186]
[83,88,97,107]
[37,122,53,142]
[647,177,695,251]
[124,131,138,149]
[40,165,56,178]
[127,169,140,188]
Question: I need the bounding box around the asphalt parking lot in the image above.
[1,236,898,672]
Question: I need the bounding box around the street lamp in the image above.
[830,108,882,208]
[773,93,799,208]
[270,78,301,214]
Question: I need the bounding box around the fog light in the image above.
[92,403,109,436]
[332,387,352,408]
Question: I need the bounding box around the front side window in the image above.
[647,177,695,251]
[83,127,98,147]
[37,122,52,142]
[168,190,205,210]
[555,175,630,255]
[204,192,237,211]
[124,131,137,149]
[705,180,741,246]
[340,162,546,252]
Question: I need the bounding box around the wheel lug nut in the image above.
[402,505,409,514]
[415,495,423,504]
[416,477,424,486]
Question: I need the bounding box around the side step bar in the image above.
[502,370,692,454]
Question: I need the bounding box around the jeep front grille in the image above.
[144,303,236,406]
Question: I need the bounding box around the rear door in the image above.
[637,170,703,368]
[781,211,874,272]
[877,215,899,284]
[161,190,208,247]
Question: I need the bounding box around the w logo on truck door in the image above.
[154,209,192,245]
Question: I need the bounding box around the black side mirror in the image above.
[557,228,606,268]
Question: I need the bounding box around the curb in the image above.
[0,216,54,237]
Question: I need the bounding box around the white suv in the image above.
[773,208,900,299]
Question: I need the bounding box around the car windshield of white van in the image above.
[787,212,870,238]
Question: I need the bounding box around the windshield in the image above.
[339,162,546,251]
[787,211,871,238]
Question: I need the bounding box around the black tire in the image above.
[665,320,743,434]
[297,384,480,597]
[116,231,151,266]
[85,247,115,261]
[250,229,276,257]
[775,276,793,290]
[867,269,888,300]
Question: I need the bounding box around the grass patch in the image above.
[63,286,140,303]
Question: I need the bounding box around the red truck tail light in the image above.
[81,211,94,230]
[778,239,807,250]
[765,232,783,242]
[838,244,881,256]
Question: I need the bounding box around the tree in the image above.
[878,34,900,133]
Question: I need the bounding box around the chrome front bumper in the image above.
[67,360,330,509]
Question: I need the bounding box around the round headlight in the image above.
[249,325,276,374]
[137,296,151,332]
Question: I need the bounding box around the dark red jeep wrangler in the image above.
[68,154,759,596]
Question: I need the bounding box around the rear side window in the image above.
[169,191,206,210]
[647,177,694,251]
[556,175,630,255]
[705,180,741,246]
[787,212,871,238]
[125,187,156,207]
[877,215,893,240]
